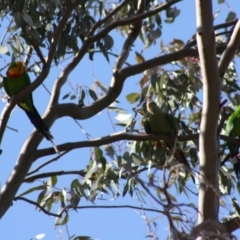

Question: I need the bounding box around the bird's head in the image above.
[7,61,25,78]
[146,101,158,114]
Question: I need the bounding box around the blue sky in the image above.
[0,1,240,239]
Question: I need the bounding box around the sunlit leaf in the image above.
[135,52,145,63]
[126,93,140,104]
[32,233,45,240]
[0,46,9,55]
[226,12,236,22]
[115,113,132,121]
[18,185,46,197]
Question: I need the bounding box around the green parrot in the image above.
[3,61,59,154]
[142,101,195,183]
[222,106,240,181]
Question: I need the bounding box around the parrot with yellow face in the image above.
[3,61,59,154]
[142,101,195,183]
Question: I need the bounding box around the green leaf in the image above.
[226,12,236,22]
[47,176,57,191]
[103,35,114,50]
[79,89,86,105]
[73,236,93,240]
[108,106,126,114]
[94,147,107,170]
[103,144,115,159]
[23,13,34,27]
[70,94,76,100]
[155,14,162,26]
[62,92,71,100]
[95,80,108,93]
[37,190,47,204]
[55,210,69,225]
[88,89,98,101]
[135,52,145,63]
[150,74,159,90]
[51,175,57,186]
[83,161,97,183]
[122,152,132,169]
[131,153,144,165]
[232,197,240,215]
[69,194,80,209]
[17,185,46,197]
[126,93,140,104]
[123,177,132,197]
[149,28,161,40]
[165,7,180,24]
[71,179,82,197]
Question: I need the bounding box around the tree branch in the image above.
[88,0,182,44]
[31,131,239,159]
[196,0,221,223]
[222,217,240,233]
[218,19,240,77]
[27,151,68,176]
[88,0,131,36]
[73,204,166,214]
[15,196,167,216]
[24,170,83,183]
[14,196,67,218]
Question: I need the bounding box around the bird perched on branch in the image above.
[142,101,194,183]
[222,106,240,181]
[3,61,59,154]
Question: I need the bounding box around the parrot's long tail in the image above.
[166,140,195,183]
[174,148,195,183]
[24,108,60,154]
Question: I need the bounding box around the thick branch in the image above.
[222,217,240,233]
[218,19,240,77]
[30,132,240,159]
[196,0,221,222]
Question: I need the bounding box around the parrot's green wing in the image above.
[3,77,10,97]
[226,106,240,155]
[222,106,240,181]
[142,116,152,134]
[166,113,178,135]
[226,110,235,135]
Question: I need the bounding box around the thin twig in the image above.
[27,151,68,176]
[14,196,68,217]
